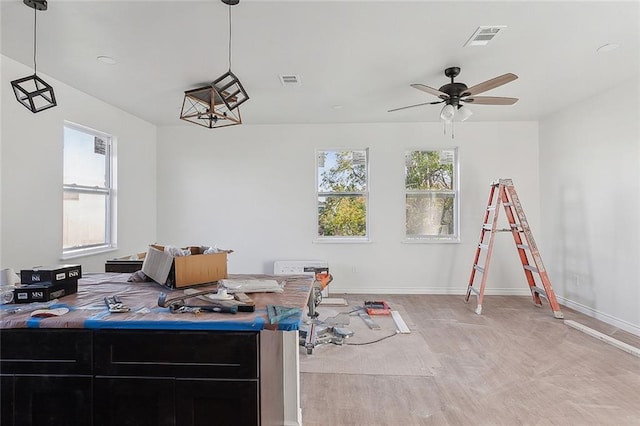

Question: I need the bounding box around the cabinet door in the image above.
[13,376,92,426]
[94,377,174,426]
[1,376,14,426]
[175,379,259,426]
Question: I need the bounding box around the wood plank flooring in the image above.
[300,295,640,426]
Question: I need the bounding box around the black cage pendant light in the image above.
[11,0,57,113]
[180,0,249,129]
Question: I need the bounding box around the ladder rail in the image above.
[466,184,497,294]
[499,185,542,306]
[504,184,563,317]
[465,183,502,314]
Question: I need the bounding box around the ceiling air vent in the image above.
[464,26,507,47]
[279,74,301,87]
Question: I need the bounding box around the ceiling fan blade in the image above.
[388,100,444,113]
[462,96,519,105]
[410,83,449,99]
[461,73,518,97]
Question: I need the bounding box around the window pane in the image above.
[406,193,455,237]
[318,195,366,237]
[63,191,107,249]
[405,150,454,190]
[63,126,107,187]
[318,150,367,192]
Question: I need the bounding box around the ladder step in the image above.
[482,224,492,230]
[487,206,496,211]
[503,202,513,207]
[531,286,547,298]
[473,265,484,273]
[523,265,538,273]
[468,287,480,296]
[478,243,489,250]
[516,244,529,250]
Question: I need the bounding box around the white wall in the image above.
[1,55,157,272]
[539,79,640,334]
[157,121,539,294]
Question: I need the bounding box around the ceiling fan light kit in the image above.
[180,0,249,129]
[11,0,57,113]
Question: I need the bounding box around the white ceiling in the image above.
[2,0,638,126]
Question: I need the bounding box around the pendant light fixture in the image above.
[180,0,249,129]
[10,0,57,113]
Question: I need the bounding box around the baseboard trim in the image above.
[331,287,532,296]
[564,320,640,357]
[556,296,640,337]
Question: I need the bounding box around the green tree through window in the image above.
[405,150,458,240]
[317,150,368,238]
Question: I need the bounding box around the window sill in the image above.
[61,245,118,260]
[314,238,372,244]
[402,238,460,244]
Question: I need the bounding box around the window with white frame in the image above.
[405,149,458,241]
[316,149,369,240]
[63,122,115,256]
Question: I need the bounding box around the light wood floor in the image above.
[300,295,640,426]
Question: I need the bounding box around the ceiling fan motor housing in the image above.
[438,82,468,104]
[440,67,467,105]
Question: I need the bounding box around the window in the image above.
[405,149,458,241]
[63,122,115,256]
[316,149,369,240]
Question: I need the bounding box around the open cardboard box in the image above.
[142,245,230,288]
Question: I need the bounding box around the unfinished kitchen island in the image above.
[0,273,313,426]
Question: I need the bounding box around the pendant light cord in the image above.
[227,4,232,71]
[33,5,37,74]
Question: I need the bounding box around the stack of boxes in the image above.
[13,264,81,304]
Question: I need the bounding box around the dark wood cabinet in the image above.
[1,329,261,425]
[93,330,259,426]
[0,329,93,426]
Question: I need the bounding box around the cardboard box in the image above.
[105,252,146,273]
[141,245,229,288]
[20,264,82,285]
[13,279,78,304]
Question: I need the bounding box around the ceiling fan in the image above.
[388,67,519,121]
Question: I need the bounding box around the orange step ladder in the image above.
[465,179,564,319]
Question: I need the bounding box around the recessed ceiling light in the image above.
[96,55,117,65]
[597,43,620,53]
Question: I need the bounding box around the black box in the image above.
[105,253,145,273]
[13,279,78,304]
[20,264,82,285]
[105,260,143,273]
